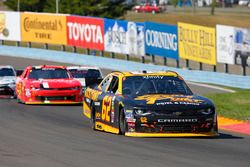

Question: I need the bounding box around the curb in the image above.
[218,117,250,135]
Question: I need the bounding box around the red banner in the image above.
[66,16,104,50]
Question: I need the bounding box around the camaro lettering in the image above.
[158,119,198,123]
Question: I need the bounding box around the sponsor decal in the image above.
[94,102,100,106]
[21,13,67,45]
[145,22,178,60]
[178,22,216,65]
[67,16,104,50]
[96,112,101,119]
[84,88,102,101]
[102,96,112,122]
[135,95,203,104]
[143,76,164,79]
[140,117,148,123]
[158,118,198,123]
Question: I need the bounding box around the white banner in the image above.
[216,25,235,64]
[127,22,145,57]
[0,11,21,41]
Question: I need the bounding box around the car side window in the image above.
[107,76,119,94]
[100,75,112,91]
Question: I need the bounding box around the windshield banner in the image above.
[144,22,178,60]
[104,19,128,54]
[178,22,216,65]
[0,11,21,41]
[67,16,104,51]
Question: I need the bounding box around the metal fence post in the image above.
[16,41,20,47]
[61,45,66,51]
[224,64,229,73]
[151,55,155,64]
[27,42,31,48]
[164,57,167,66]
[199,62,203,71]
[44,43,48,50]
[100,51,104,57]
[87,49,90,55]
[213,65,217,72]
[110,52,115,59]
[72,46,77,53]
[176,60,180,68]
[141,56,145,64]
[126,54,130,61]
[186,59,189,68]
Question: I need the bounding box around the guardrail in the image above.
[1,45,250,89]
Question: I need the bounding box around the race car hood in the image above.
[28,79,81,88]
[124,94,214,111]
[0,76,16,85]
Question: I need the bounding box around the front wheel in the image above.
[119,108,127,135]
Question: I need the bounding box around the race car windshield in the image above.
[0,68,15,77]
[68,69,101,78]
[28,68,70,79]
[122,76,193,96]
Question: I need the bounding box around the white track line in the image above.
[187,82,236,93]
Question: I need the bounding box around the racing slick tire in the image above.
[119,108,127,135]
[17,97,24,104]
[90,104,96,130]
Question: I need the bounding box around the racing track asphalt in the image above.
[0,56,249,167]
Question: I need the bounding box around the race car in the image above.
[83,71,218,137]
[67,66,103,89]
[16,65,83,104]
[0,65,16,98]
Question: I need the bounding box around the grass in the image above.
[205,89,250,121]
[125,10,250,28]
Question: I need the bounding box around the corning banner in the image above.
[67,16,104,50]
[216,25,235,65]
[21,12,67,45]
[178,22,216,65]
[127,22,145,57]
[0,11,21,41]
[104,19,128,54]
[144,21,178,60]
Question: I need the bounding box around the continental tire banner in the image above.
[67,16,104,50]
[178,22,216,65]
[104,19,128,54]
[0,12,21,41]
[21,13,67,45]
[144,22,178,60]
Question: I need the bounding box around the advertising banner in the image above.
[104,19,128,54]
[0,11,21,41]
[144,21,178,60]
[21,12,67,45]
[178,22,216,65]
[127,22,145,57]
[67,16,104,50]
[217,25,250,66]
[216,25,235,65]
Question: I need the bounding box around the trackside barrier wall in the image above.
[0,45,250,89]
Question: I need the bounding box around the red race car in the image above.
[16,65,83,104]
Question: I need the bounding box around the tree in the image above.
[4,0,128,19]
